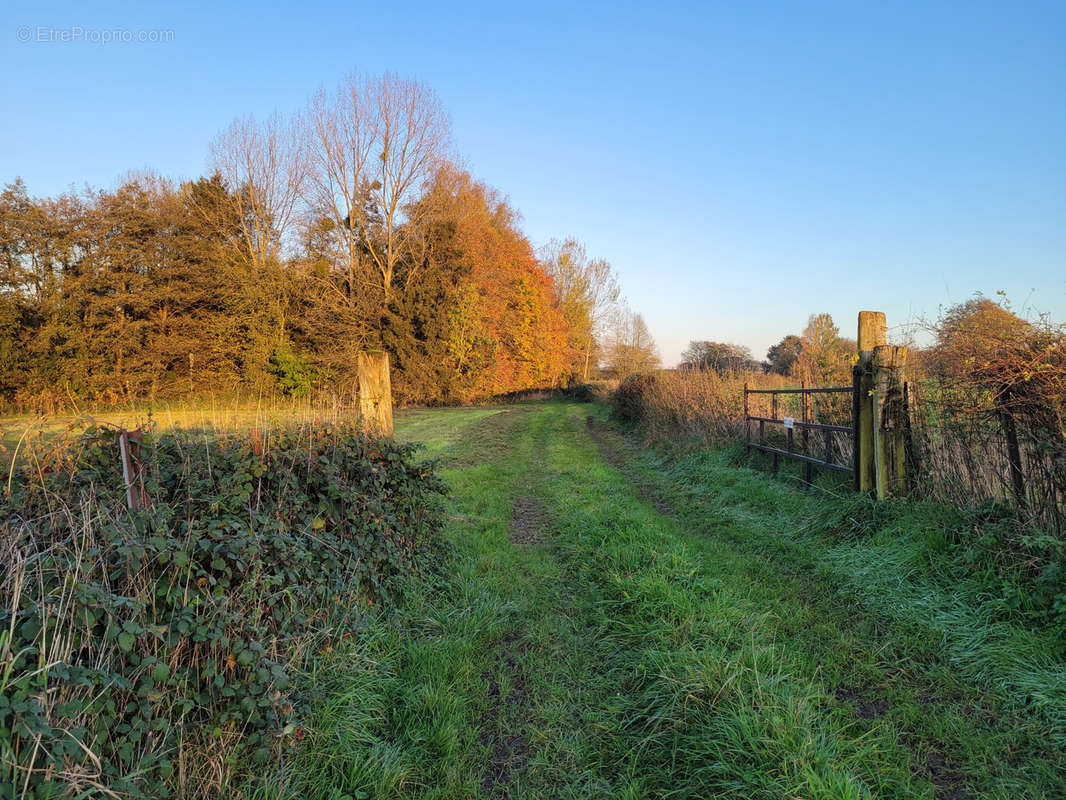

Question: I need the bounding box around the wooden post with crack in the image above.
[119,429,151,510]
[856,311,886,494]
[856,311,911,500]
[358,351,394,437]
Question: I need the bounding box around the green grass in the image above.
[243,401,1066,799]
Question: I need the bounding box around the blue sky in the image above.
[2,0,1063,365]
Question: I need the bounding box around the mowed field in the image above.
[241,401,1066,800]
[0,398,354,467]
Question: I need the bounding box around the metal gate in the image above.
[744,380,858,486]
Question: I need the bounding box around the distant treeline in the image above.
[680,312,857,384]
[0,71,658,411]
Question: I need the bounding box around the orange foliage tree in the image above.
[388,167,569,403]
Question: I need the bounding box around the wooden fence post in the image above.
[118,429,151,510]
[358,351,394,437]
[871,345,908,499]
[856,311,886,493]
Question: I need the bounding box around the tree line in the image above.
[681,312,856,385]
[0,71,658,411]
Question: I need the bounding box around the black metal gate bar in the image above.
[744,383,856,481]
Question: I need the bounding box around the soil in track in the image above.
[478,632,532,798]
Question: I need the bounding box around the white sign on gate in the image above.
[782,417,795,429]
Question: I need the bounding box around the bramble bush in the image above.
[0,422,446,798]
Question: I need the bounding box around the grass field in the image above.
[0,397,356,461]
[0,398,439,471]
[234,401,1065,800]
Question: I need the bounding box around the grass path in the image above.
[257,402,1065,800]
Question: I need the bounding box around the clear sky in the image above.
[2,0,1063,365]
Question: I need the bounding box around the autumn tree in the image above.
[0,70,642,410]
[0,179,36,396]
[930,297,1065,429]
[923,296,1066,518]
[540,237,620,382]
[0,182,95,407]
[794,313,852,385]
[207,113,307,377]
[395,166,568,402]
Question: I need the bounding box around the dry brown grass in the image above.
[617,370,786,441]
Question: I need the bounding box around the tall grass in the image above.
[612,370,782,440]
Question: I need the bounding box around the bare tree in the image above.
[681,340,754,372]
[373,73,450,297]
[604,305,660,377]
[302,73,378,303]
[302,71,451,301]
[209,112,304,267]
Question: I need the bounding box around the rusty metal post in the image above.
[801,381,812,487]
[744,382,750,452]
[770,391,779,475]
[852,365,862,492]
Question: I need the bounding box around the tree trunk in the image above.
[998,404,1027,512]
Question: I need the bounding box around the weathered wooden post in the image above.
[118,428,151,510]
[856,311,886,493]
[997,403,1027,511]
[357,351,394,437]
[872,345,909,499]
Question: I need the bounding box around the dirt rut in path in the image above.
[585,416,677,517]
[478,634,532,798]
[444,407,536,469]
[477,493,550,796]
[509,496,549,545]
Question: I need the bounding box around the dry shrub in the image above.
[614,370,792,441]
[909,299,1066,535]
